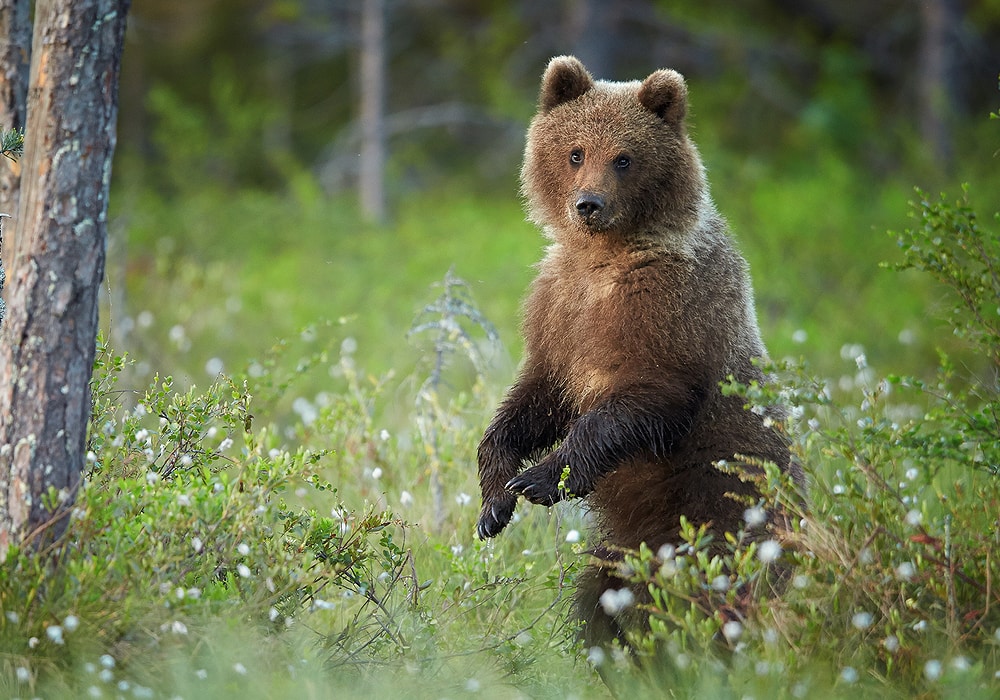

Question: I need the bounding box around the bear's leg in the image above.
[476,370,572,539]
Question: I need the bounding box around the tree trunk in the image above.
[358,0,386,224]
[0,0,130,562]
[918,0,957,169]
[0,0,32,326]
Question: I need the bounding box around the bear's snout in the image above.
[575,192,606,222]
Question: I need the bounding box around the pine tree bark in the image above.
[0,0,130,561]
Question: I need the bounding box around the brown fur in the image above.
[476,56,804,648]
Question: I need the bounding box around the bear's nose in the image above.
[575,193,605,219]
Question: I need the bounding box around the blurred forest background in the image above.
[109,0,1000,404]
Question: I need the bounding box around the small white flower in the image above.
[237,543,250,556]
[176,493,191,507]
[852,611,873,630]
[840,666,858,684]
[191,537,203,553]
[205,357,224,376]
[5,611,18,623]
[88,685,103,698]
[913,620,928,632]
[379,429,390,441]
[721,620,743,642]
[565,529,581,543]
[455,492,472,506]
[905,467,919,481]
[186,587,201,599]
[451,544,463,556]
[98,668,113,683]
[145,471,159,485]
[792,329,808,344]
[599,588,635,615]
[100,654,115,669]
[28,636,39,648]
[171,620,188,635]
[16,666,30,683]
[711,575,731,592]
[218,437,233,451]
[135,428,149,443]
[586,646,606,667]
[896,561,916,581]
[269,607,280,622]
[399,490,413,506]
[950,656,971,672]
[465,678,481,692]
[757,539,783,564]
[924,659,942,681]
[371,467,383,480]
[743,506,767,528]
[233,662,247,675]
[195,669,208,680]
[905,509,922,527]
[657,543,675,561]
[832,484,846,495]
[63,614,79,632]
[237,564,252,578]
[46,625,64,644]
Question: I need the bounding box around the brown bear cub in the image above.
[476,55,804,648]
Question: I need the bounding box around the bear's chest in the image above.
[528,249,687,405]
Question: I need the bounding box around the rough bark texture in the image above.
[0,0,130,561]
[0,0,32,324]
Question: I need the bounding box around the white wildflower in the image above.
[237,543,250,556]
[176,493,191,507]
[840,666,858,684]
[722,620,743,642]
[399,490,414,506]
[205,357,224,376]
[743,506,767,528]
[46,625,64,645]
[599,588,635,615]
[852,611,873,630]
[237,564,252,578]
[170,620,188,635]
[16,666,30,683]
[711,575,731,592]
[565,529,581,543]
[371,467,383,480]
[757,539,783,564]
[455,492,472,506]
[63,614,79,632]
[905,509,922,527]
[195,669,208,680]
[586,646,606,667]
[924,659,942,681]
[191,537,203,553]
[896,561,916,581]
[233,662,247,675]
[883,635,899,652]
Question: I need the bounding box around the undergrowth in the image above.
[1,190,998,698]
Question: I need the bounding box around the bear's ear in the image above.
[637,69,688,126]
[539,56,595,113]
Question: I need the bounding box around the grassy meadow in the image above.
[2,79,999,698]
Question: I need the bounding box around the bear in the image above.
[475,55,805,650]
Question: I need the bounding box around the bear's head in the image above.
[521,56,707,242]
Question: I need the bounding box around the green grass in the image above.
[5,101,994,697]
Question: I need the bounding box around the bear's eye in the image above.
[569,149,584,166]
[614,155,632,171]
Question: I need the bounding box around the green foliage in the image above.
[0,127,23,162]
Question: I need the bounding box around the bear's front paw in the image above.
[476,493,518,540]
[505,463,564,506]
